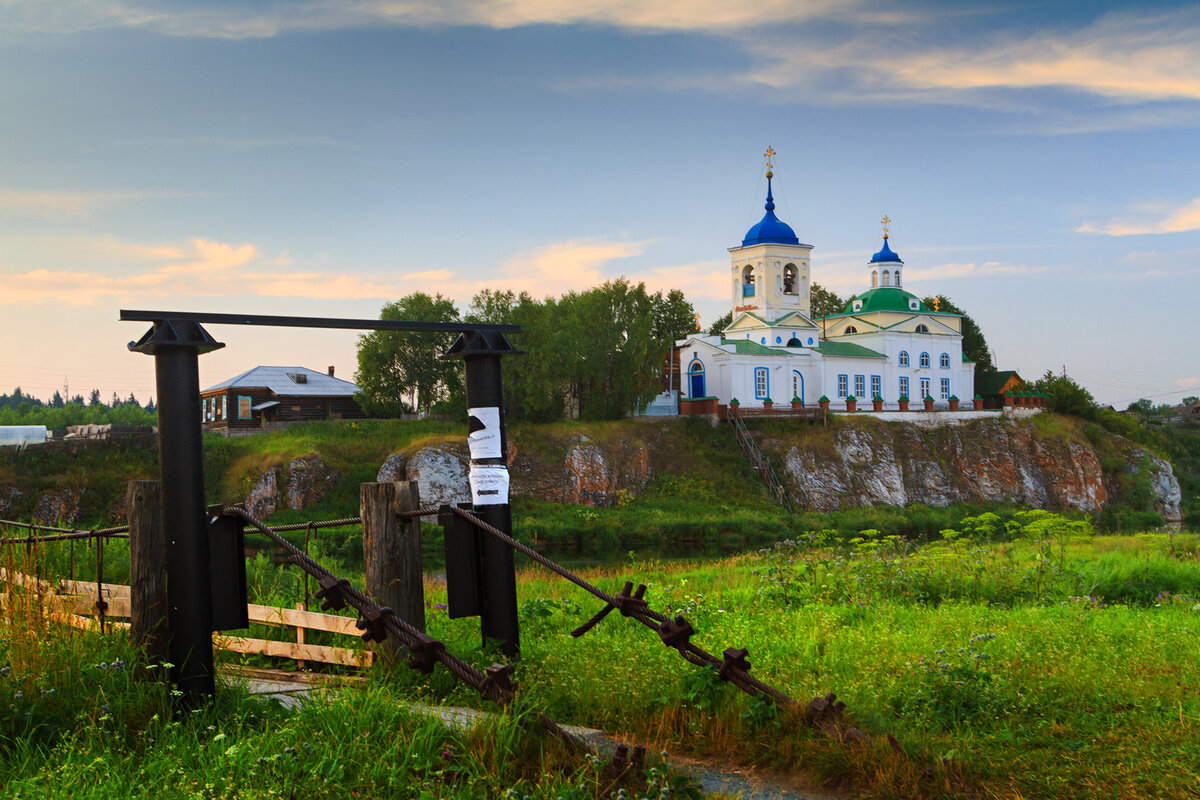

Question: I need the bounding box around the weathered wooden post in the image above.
[362,480,425,664]
[127,480,168,667]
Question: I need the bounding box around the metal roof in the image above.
[202,366,359,396]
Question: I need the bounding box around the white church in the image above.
[676,163,975,412]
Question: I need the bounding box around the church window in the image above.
[786,337,802,347]
[899,376,909,398]
[871,270,878,288]
[920,352,930,368]
[940,352,950,368]
[871,375,881,399]
[783,264,798,295]
[755,368,769,400]
[941,378,950,400]
[742,265,755,297]
[899,351,910,367]
[845,325,858,334]
[807,337,814,345]
[837,374,848,398]
[895,269,902,287]
[915,324,929,333]
[920,377,931,399]
[854,375,865,398]
[882,270,891,286]
[761,337,766,344]
[792,371,804,403]
[776,336,782,344]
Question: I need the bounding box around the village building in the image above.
[200,365,364,431]
[676,159,976,414]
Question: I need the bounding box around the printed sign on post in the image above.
[467,406,502,460]
[469,464,510,506]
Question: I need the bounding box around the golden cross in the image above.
[763,146,775,171]
[932,297,941,311]
[881,214,891,237]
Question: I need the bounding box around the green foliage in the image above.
[809,282,843,318]
[0,401,156,428]
[354,293,464,416]
[706,311,732,336]
[920,294,996,377]
[1030,370,1097,419]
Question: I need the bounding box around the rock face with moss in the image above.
[773,417,1181,523]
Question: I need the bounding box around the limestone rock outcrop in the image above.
[287,456,340,511]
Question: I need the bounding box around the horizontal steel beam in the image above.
[119,309,519,333]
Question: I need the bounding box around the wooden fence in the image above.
[0,567,372,669]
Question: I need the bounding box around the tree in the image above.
[50,390,64,408]
[921,294,996,377]
[650,289,697,345]
[88,389,102,407]
[354,293,463,417]
[1128,399,1154,415]
[1030,370,1097,419]
[707,311,732,336]
[810,282,844,319]
[1184,396,1199,407]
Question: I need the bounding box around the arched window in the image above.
[845,325,858,334]
[792,371,804,404]
[786,336,802,347]
[871,270,878,287]
[882,270,891,286]
[920,352,930,368]
[688,359,706,398]
[915,324,929,333]
[894,269,902,287]
[899,351,910,367]
[742,265,755,297]
[783,264,798,294]
[940,352,950,368]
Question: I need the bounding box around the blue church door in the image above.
[689,362,705,398]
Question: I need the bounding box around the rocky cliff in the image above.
[769,417,1181,523]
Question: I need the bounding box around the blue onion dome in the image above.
[742,173,800,246]
[870,235,902,263]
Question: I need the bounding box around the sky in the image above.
[1,0,1198,409]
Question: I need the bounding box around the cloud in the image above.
[0,189,194,219]
[0,0,868,38]
[1078,198,1200,236]
[0,235,665,306]
[1178,377,1200,389]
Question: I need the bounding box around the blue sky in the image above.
[2,0,1198,408]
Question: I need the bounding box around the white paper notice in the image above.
[470,465,510,506]
[467,406,502,459]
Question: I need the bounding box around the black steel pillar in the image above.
[129,319,224,699]
[443,330,523,657]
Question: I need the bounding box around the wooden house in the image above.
[200,366,364,431]
[975,370,1026,409]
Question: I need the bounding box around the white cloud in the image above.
[1178,376,1200,389]
[0,189,194,219]
[904,261,1050,281]
[1078,198,1200,236]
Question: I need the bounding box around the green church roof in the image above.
[726,339,783,355]
[843,287,926,314]
[815,341,887,359]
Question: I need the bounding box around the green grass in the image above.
[5,513,1200,798]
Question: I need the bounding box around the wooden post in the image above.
[361,481,425,665]
[128,480,168,667]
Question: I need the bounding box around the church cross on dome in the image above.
[763,146,775,177]
[880,214,891,239]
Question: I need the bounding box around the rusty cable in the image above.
[227,506,590,753]
[449,505,809,716]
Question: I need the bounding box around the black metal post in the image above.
[443,330,523,657]
[129,319,224,700]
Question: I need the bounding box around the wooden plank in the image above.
[215,635,372,667]
[246,603,361,635]
[59,578,130,599]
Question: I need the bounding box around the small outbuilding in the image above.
[200,366,364,431]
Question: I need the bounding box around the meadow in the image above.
[3,510,1198,799]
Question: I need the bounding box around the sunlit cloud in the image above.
[0,189,195,219]
[1177,376,1200,389]
[1078,198,1200,236]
